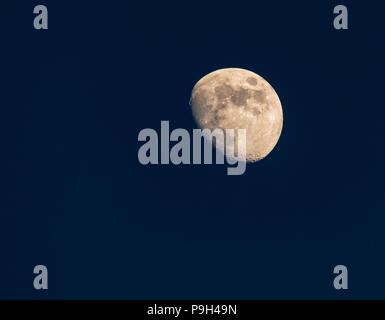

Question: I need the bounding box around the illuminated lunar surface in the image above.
[189,68,283,162]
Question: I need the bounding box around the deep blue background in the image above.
[1,1,384,299]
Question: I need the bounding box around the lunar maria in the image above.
[138,121,246,175]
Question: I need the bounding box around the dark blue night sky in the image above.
[1,1,385,299]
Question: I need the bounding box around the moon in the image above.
[189,68,283,162]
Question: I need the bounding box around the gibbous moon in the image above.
[189,68,283,162]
